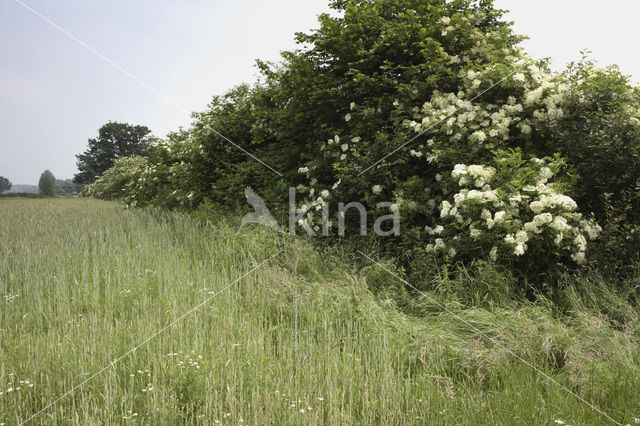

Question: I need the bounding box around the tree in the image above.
[56,179,83,195]
[74,122,151,185]
[0,176,11,193]
[39,170,57,197]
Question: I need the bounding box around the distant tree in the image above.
[38,170,57,197]
[74,122,151,185]
[0,176,11,193]
[56,179,83,195]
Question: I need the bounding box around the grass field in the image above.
[1,198,639,424]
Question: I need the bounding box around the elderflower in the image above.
[530,194,577,214]
[489,246,498,261]
[515,230,529,244]
[572,251,586,264]
[440,200,451,218]
[525,87,544,105]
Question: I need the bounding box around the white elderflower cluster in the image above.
[425,225,444,235]
[529,194,578,214]
[469,130,486,143]
[523,212,553,234]
[452,164,496,188]
[404,88,527,165]
[426,159,601,265]
[537,166,554,184]
[400,52,575,176]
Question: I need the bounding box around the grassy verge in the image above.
[0,198,638,424]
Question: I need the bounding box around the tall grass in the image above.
[0,199,638,424]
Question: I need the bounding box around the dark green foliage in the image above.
[0,176,11,193]
[547,56,640,222]
[74,122,151,185]
[38,170,57,197]
[0,192,44,199]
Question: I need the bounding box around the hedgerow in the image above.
[84,0,640,282]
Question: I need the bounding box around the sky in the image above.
[0,0,638,185]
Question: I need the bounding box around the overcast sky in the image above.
[0,0,638,185]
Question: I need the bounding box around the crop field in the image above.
[1,198,639,425]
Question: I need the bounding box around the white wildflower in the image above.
[489,246,498,261]
[515,230,529,244]
[525,87,544,105]
[469,131,487,144]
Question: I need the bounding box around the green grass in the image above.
[1,198,639,425]
[0,193,44,199]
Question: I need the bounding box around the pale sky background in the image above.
[0,0,638,185]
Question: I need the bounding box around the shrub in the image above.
[83,156,149,201]
[424,151,601,277]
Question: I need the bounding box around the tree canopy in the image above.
[38,170,57,197]
[74,122,151,185]
[0,176,11,193]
